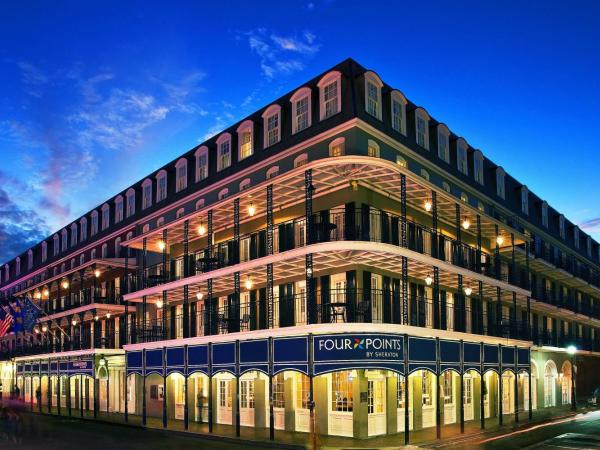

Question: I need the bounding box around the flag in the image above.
[0,306,13,337]
[20,296,42,333]
[8,298,23,334]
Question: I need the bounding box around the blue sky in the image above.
[1,0,599,263]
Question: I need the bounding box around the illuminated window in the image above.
[291,87,311,134]
[262,105,281,148]
[273,373,285,408]
[332,371,354,412]
[396,155,407,168]
[364,72,382,119]
[329,137,345,157]
[237,121,254,160]
[367,139,380,158]
[195,146,209,182]
[391,91,407,135]
[318,71,341,120]
[176,158,188,192]
[216,134,232,171]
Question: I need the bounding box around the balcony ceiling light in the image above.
[248,202,256,217]
[425,274,433,286]
[424,200,432,212]
[462,218,471,230]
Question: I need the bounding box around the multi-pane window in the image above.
[196,149,208,181]
[294,96,309,133]
[367,140,380,158]
[296,374,310,409]
[329,140,344,157]
[61,229,68,251]
[574,227,580,249]
[142,181,152,209]
[416,116,428,148]
[443,372,454,405]
[266,114,279,147]
[217,139,231,171]
[15,258,20,276]
[115,197,123,223]
[474,152,484,184]
[126,190,135,217]
[367,379,385,414]
[542,202,548,227]
[396,376,406,408]
[101,205,110,230]
[457,142,468,174]
[71,224,78,247]
[559,215,565,239]
[366,81,380,118]
[422,371,433,406]
[496,168,505,199]
[521,186,529,215]
[332,371,353,412]
[392,99,405,134]
[41,242,47,262]
[323,80,339,118]
[53,235,59,255]
[176,160,187,192]
[273,373,285,408]
[438,130,449,162]
[240,130,253,159]
[91,212,98,236]
[156,173,167,201]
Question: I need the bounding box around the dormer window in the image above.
[126,188,136,217]
[156,170,167,201]
[53,234,60,256]
[175,158,188,192]
[391,91,407,135]
[90,210,98,236]
[364,72,382,120]
[559,214,565,239]
[15,257,20,276]
[262,106,281,148]
[101,243,108,258]
[216,133,232,171]
[79,217,87,242]
[318,71,341,120]
[291,88,311,134]
[115,195,124,223]
[91,248,97,260]
[142,179,152,209]
[521,186,529,215]
[541,201,548,228]
[27,250,33,270]
[587,236,592,256]
[473,151,484,185]
[437,125,450,163]
[236,121,254,160]
[101,203,110,230]
[61,229,68,251]
[456,139,468,175]
[415,109,429,149]
[41,242,47,262]
[195,146,209,182]
[574,226,580,249]
[70,223,78,247]
[496,167,505,199]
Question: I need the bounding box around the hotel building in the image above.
[1,58,599,443]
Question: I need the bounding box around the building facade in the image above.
[1,58,599,443]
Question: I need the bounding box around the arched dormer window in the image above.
[142,224,150,234]
[195,198,205,210]
[236,120,254,160]
[101,203,110,230]
[290,87,312,134]
[192,146,208,183]
[329,137,345,157]
[216,133,232,172]
[60,262,65,273]
[218,188,229,200]
[473,150,484,185]
[317,71,341,120]
[496,167,505,199]
[61,229,68,251]
[364,71,383,120]
[574,226,580,249]
[156,217,165,227]
[53,234,60,256]
[294,153,308,168]
[126,188,136,217]
[367,139,380,158]
[27,249,33,270]
[114,195,124,223]
[521,185,529,215]
[175,158,188,192]
[176,208,185,219]
[437,124,450,163]
[142,178,153,209]
[70,258,75,269]
[239,178,251,191]
[79,254,85,266]
[415,108,430,150]
[559,214,565,239]
[91,248,97,260]
[41,242,47,262]
[391,90,407,135]
[101,243,108,258]
[266,166,279,180]
[70,223,78,247]
[15,257,21,276]
[156,170,167,202]
[262,105,281,148]
[456,138,468,175]
[541,201,548,227]
[115,237,122,257]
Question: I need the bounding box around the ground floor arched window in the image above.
[544,360,557,407]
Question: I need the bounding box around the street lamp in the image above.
[567,345,577,411]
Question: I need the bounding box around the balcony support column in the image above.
[183,220,190,338]
[400,174,407,247]
[512,292,518,338]
[162,346,167,428]
[78,270,85,305]
[142,237,147,289]
[457,274,464,332]
[208,342,213,433]
[162,229,168,338]
[207,210,214,336]
[479,281,484,335]
[432,190,438,259]
[433,266,440,329]
[455,204,462,266]
[267,185,274,329]
[476,215,482,273]
[480,343,485,429]
[496,287,502,337]
[233,200,241,332]
[494,225,500,280]
[305,170,316,324]
[514,346,519,423]
[511,233,516,285]
[401,257,408,325]
[498,344,503,425]
[435,337,441,439]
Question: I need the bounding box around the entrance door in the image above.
[294,281,306,326]
[396,375,413,431]
[294,373,310,432]
[367,378,386,436]
[217,379,232,424]
[174,376,185,420]
[502,373,513,414]
[240,379,255,427]
[483,372,493,418]
[443,372,456,424]
[463,375,474,421]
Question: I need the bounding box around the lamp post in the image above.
[567,345,576,411]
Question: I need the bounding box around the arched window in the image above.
[559,214,565,239]
[290,87,312,134]
[101,203,110,230]
[91,247,97,260]
[176,208,185,219]
[544,360,557,407]
[391,90,407,135]
[61,229,68,251]
[294,153,308,168]
[142,224,150,234]
[79,254,85,266]
[415,108,430,149]
[216,133,232,171]
[142,179,153,209]
[473,150,484,185]
[156,170,167,202]
[461,192,469,203]
[70,223,78,247]
[437,124,450,163]
[521,185,529,215]
[266,166,279,180]
[561,361,572,404]
[218,188,229,200]
[195,146,209,182]
[53,234,60,256]
[420,169,430,181]
[262,105,281,148]
[364,71,383,120]
[496,167,505,199]
[126,232,134,257]
[317,71,341,120]
[456,138,468,175]
[396,155,407,168]
[41,242,47,262]
[195,199,205,210]
[329,137,345,157]
[126,188,136,217]
[60,262,65,273]
[236,120,254,160]
[114,195,124,223]
[175,158,188,192]
[101,243,108,258]
[15,257,21,276]
[70,258,76,269]
[239,178,251,191]
[367,139,380,158]
[27,249,33,270]
[115,237,122,258]
[156,217,165,227]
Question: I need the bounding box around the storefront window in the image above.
[422,372,433,406]
[296,373,310,409]
[397,375,406,408]
[332,371,353,412]
[443,372,454,405]
[273,373,285,408]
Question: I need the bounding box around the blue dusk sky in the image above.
[0,0,599,263]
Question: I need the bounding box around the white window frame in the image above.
[41,242,47,262]
[290,87,312,134]
[156,170,167,202]
[239,178,251,191]
[390,90,407,135]
[126,188,136,218]
[70,223,78,247]
[473,150,484,185]
[415,109,430,150]
[216,133,232,171]
[61,229,68,251]
[175,158,188,192]
[53,234,60,256]
[294,153,308,168]
[142,179,153,210]
[195,146,209,182]
[114,195,124,223]
[236,120,254,160]
[437,124,450,163]
[456,139,468,175]
[101,203,110,230]
[262,105,281,148]
[574,226,580,249]
[266,166,279,180]
[90,211,98,236]
[541,201,548,228]
[15,257,20,276]
[521,186,529,215]
[317,71,341,121]
[364,71,383,120]
[329,137,345,157]
[496,168,505,199]
[367,139,380,158]
[218,188,229,200]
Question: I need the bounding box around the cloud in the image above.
[244,29,320,78]
[580,217,600,233]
